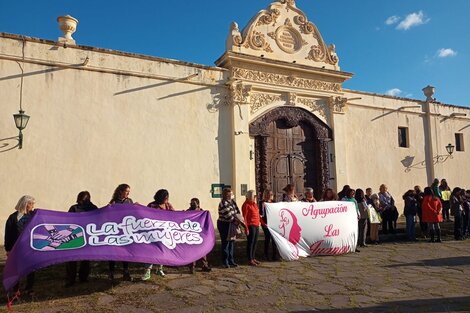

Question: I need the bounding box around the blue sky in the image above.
[1,0,469,106]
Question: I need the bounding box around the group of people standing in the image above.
[216,183,403,267]
[6,179,469,298]
[403,179,470,242]
[4,183,212,298]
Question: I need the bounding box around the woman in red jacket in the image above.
[242,190,261,266]
[422,187,443,242]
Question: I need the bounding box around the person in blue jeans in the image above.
[403,190,418,241]
[217,188,241,268]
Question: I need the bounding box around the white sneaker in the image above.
[156,269,165,277]
[141,269,151,281]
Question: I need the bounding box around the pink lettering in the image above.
[324,224,340,237]
[309,239,351,255]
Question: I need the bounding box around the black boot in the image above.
[436,228,442,242]
[429,229,435,242]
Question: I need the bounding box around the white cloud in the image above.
[385,15,400,25]
[396,11,429,30]
[437,48,457,58]
[385,88,402,97]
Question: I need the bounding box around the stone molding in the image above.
[232,67,341,92]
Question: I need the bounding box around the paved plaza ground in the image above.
[1,222,470,313]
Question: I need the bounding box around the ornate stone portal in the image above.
[216,0,353,198]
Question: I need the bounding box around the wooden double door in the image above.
[265,119,317,202]
[251,107,332,203]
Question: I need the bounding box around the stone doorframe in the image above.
[249,106,333,198]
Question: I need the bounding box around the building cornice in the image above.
[216,51,353,81]
[0,32,227,73]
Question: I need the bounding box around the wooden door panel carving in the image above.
[250,107,332,201]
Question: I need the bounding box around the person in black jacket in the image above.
[108,184,133,281]
[65,191,98,287]
[403,190,418,241]
[4,195,36,296]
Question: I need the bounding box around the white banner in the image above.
[265,201,358,261]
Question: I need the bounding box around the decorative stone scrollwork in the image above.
[225,0,341,69]
[250,106,332,139]
[243,31,273,53]
[229,22,242,46]
[257,8,281,26]
[279,0,296,7]
[306,45,326,62]
[297,98,327,118]
[250,93,282,114]
[287,93,297,106]
[294,15,315,35]
[232,67,342,92]
[230,81,253,105]
[327,96,348,113]
[328,44,339,64]
[293,11,338,65]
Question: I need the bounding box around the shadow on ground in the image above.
[293,296,470,313]
[385,256,470,268]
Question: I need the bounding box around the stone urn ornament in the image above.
[422,85,435,102]
[57,15,78,45]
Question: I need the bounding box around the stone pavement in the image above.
[2,234,470,313]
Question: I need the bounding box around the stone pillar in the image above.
[230,82,253,200]
[327,96,348,192]
[423,104,435,186]
[422,86,436,186]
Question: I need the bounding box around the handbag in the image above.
[227,222,242,241]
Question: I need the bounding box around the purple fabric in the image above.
[3,204,215,291]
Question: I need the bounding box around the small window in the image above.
[398,127,409,148]
[455,133,464,152]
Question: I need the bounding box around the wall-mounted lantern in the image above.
[13,110,30,149]
[445,143,455,156]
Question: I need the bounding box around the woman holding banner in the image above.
[142,189,175,279]
[282,184,299,202]
[187,198,212,273]
[218,187,241,268]
[5,195,36,299]
[321,188,338,201]
[108,184,133,281]
[242,190,261,266]
[259,189,279,261]
[66,191,98,287]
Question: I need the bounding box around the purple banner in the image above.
[3,204,215,291]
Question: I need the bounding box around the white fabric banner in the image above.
[265,201,358,261]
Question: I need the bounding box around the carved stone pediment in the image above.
[232,67,342,92]
[226,0,340,70]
